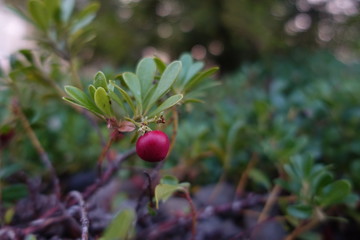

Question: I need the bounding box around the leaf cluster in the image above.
[63,54,218,131]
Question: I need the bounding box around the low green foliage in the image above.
[101,209,136,240]
[154,175,190,209]
[1,0,360,239]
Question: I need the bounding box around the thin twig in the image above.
[97,131,116,177]
[208,171,227,204]
[68,191,89,240]
[144,171,155,209]
[257,184,282,223]
[23,215,69,235]
[235,152,259,199]
[285,218,320,240]
[138,194,265,240]
[136,162,164,216]
[183,191,197,240]
[82,148,136,200]
[12,99,61,199]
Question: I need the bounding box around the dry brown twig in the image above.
[67,191,89,240]
[12,99,61,199]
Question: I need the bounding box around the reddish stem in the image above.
[183,191,197,240]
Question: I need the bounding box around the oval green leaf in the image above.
[28,0,48,31]
[61,0,75,22]
[94,87,113,117]
[145,61,182,112]
[185,67,219,92]
[88,84,96,99]
[122,72,142,112]
[287,204,313,219]
[94,71,108,91]
[154,184,185,209]
[113,84,136,115]
[64,85,102,115]
[71,2,99,33]
[153,57,166,74]
[319,180,351,207]
[148,94,183,117]
[108,89,127,115]
[136,58,157,97]
[182,61,204,87]
[102,209,136,240]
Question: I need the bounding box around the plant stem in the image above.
[97,130,116,177]
[82,148,136,200]
[257,184,282,223]
[285,218,320,240]
[13,99,61,199]
[183,191,197,240]
[235,152,258,199]
[68,191,89,240]
[144,171,155,209]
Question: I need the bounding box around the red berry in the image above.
[136,130,170,162]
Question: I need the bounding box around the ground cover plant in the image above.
[1,1,360,240]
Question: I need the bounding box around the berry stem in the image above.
[97,130,117,177]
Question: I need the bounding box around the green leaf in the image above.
[148,94,183,117]
[226,119,245,161]
[182,61,204,87]
[64,85,102,115]
[43,0,58,16]
[113,84,136,115]
[302,155,314,179]
[122,72,142,112]
[1,184,28,202]
[0,164,22,179]
[179,182,191,188]
[28,0,48,31]
[136,58,157,97]
[94,71,108,91]
[153,57,166,74]
[19,49,34,64]
[178,53,193,82]
[145,61,182,112]
[62,97,102,117]
[71,2,99,33]
[248,168,271,190]
[108,89,127,115]
[25,234,37,240]
[5,207,15,224]
[88,85,96,99]
[160,175,179,185]
[319,180,351,207]
[312,172,333,195]
[287,204,313,219]
[61,0,75,22]
[154,183,185,209]
[69,28,96,51]
[142,84,156,105]
[184,67,219,92]
[94,87,114,117]
[102,209,136,240]
[183,98,205,104]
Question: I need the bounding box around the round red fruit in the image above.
[136,130,170,162]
